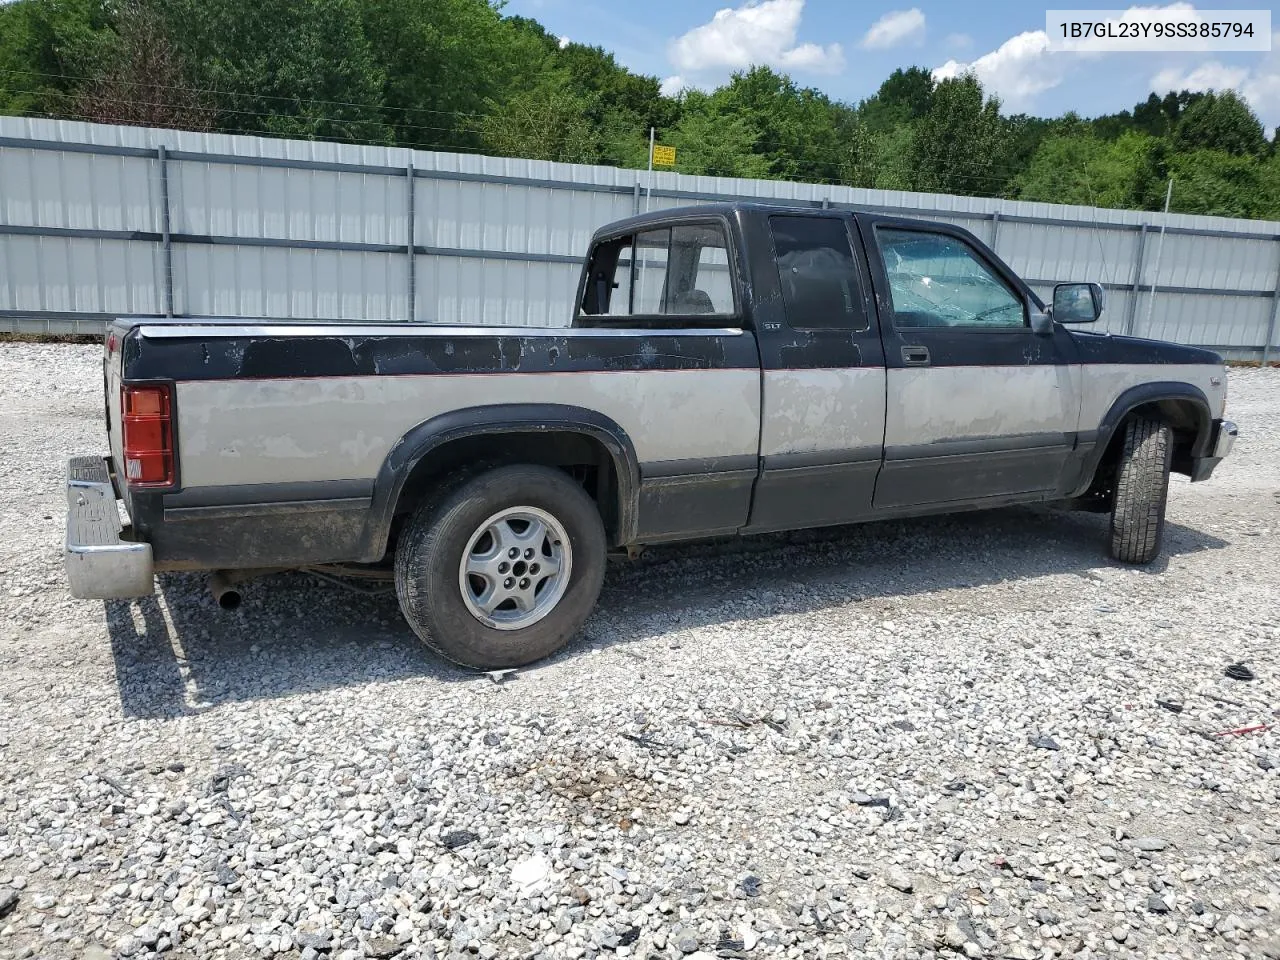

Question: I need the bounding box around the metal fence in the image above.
[2,116,1278,361]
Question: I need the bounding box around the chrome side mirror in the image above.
[1051,282,1105,323]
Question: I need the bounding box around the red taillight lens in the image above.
[122,385,174,487]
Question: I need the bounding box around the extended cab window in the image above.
[580,222,735,323]
[877,228,1025,329]
[769,215,867,331]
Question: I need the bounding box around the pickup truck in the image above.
[67,201,1237,668]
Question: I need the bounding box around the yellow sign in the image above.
[652,144,677,166]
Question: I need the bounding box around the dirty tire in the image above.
[394,465,607,669]
[1109,417,1172,564]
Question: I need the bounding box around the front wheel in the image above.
[394,465,607,668]
[1109,417,1172,564]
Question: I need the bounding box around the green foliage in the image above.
[74,0,214,130]
[702,67,846,183]
[479,75,597,164]
[0,0,1276,220]
[1172,90,1268,157]
[909,73,1010,195]
[665,89,770,179]
[859,67,934,133]
[362,0,537,149]
[1166,149,1280,218]
[156,0,390,142]
[1014,131,1162,209]
[0,0,118,115]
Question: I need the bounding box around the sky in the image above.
[505,0,1280,131]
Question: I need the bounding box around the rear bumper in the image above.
[65,456,154,599]
[1190,419,1237,483]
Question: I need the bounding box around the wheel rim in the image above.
[457,506,573,630]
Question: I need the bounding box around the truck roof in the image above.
[591,200,950,243]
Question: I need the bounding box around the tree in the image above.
[361,0,544,150]
[157,0,390,142]
[0,0,118,116]
[665,89,770,179]
[1172,90,1267,157]
[859,66,934,133]
[909,73,1009,196]
[1015,131,1162,209]
[74,0,213,130]
[479,76,597,164]
[1166,149,1278,218]
[697,66,846,183]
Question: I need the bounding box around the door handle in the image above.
[902,345,930,365]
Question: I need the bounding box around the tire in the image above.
[394,465,607,669]
[1108,417,1173,564]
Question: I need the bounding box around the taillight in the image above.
[122,384,175,487]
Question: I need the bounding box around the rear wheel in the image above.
[1108,417,1172,564]
[394,465,607,668]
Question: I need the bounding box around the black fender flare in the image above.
[1072,380,1212,496]
[357,403,641,560]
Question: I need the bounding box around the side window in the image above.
[877,228,1025,329]
[670,224,734,314]
[579,221,736,322]
[769,215,867,331]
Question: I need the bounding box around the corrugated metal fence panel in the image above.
[0,235,163,315]
[2,116,1279,355]
[172,161,407,245]
[174,245,408,321]
[0,144,157,231]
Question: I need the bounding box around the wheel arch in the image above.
[1075,381,1212,497]
[357,404,640,561]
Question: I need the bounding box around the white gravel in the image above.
[1,342,1278,960]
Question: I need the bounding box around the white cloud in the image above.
[1152,62,1249,93]
[668,0,845,76]
[557,36,571,50]
[861,9,925,50]
[660,75,688,97]
[932,31,1063,108]
[1152,35,1280,133]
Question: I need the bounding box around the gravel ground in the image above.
[0,342,1277,960]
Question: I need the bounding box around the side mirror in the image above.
[1051,282,1105,323]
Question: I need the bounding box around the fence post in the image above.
[406,158,416,323]
[989,211,1000,252]
[1123,224,1148,336]
[632,180,641,216]
[157,145,174,318]
[1263,238,1280,367]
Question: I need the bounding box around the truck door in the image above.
[745,212,887,533]
[857,217,1082,509]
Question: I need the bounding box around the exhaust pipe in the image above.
[209,570,242,610]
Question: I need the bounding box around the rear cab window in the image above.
[769,215,868,331]
[579,221,737,326]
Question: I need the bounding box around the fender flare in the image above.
[357,403,641,560]
[1072,380,1212,496]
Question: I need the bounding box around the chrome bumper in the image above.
[1189,420,1237,483]
[1213,420,1237,459]
[65,456,154,599]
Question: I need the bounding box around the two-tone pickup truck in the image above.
[67,202,1236,668]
